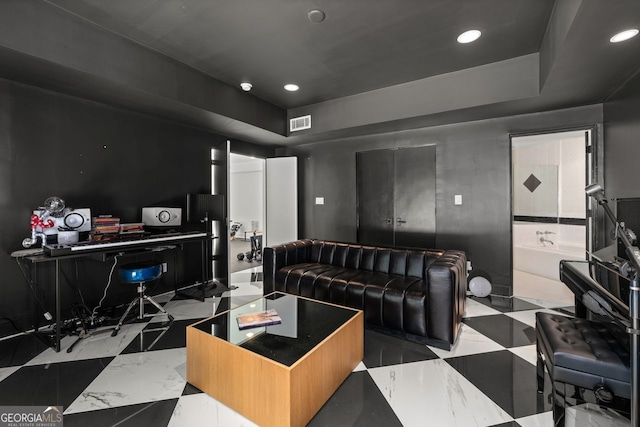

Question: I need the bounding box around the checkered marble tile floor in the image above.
[0,267,576,427]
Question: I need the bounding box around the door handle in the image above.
[384,217,393,225]
[396,217,407,226]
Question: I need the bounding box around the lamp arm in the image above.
[587,184,640,276]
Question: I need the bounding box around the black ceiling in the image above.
[2,0,640,146]
[46,0,555,109]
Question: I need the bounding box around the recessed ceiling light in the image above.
[240,82,252,91]
[610,29,639,43]
[284,84,299,92]
[457,29,482,44]
[308,9,326,23]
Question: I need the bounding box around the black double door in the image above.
[356,145,436,249]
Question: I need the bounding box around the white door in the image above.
[265,157,298,247]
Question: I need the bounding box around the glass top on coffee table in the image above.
[192,292,360,366]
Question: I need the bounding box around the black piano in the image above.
[559,256,629,328]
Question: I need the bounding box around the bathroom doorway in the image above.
[511,129,592,305]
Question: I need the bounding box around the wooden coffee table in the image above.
[186,292,364,427]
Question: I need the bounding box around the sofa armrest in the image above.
[426,250,467,344]
[263,239,315,294]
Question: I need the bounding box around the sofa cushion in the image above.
[363,275,427,336]
[301,240,446,279]
[275,263,333,295]
[274,264,430,337]
[313,268,364,303]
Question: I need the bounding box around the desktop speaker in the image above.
[63,208,92,232]
[142,207,182,227]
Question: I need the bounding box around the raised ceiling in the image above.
[46,0,555,109]
[1,0,640,146]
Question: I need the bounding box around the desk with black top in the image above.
[11,231,210,352]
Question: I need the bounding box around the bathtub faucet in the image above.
[539,236,554,246]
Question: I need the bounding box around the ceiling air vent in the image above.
[290,115,311,132]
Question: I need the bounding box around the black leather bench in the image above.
[535,312,631,425]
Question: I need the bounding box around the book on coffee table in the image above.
[236,309,282,330]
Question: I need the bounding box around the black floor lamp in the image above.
[586,183,639,426]
[183,193,226,301]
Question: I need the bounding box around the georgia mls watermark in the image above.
[0,406,63,427]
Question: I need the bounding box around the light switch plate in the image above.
[454,195,462,205]
[315,197,325,205]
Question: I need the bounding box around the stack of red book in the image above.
[119,223,145,234]
[91,215,120,240]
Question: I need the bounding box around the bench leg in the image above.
[536,341,545,393]
[552,381,566,427]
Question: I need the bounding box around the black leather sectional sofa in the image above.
[263,239,467,350]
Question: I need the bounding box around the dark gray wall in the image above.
[0,79,273,338]
[281,104,603,296]
[603,71,640,199]
[287,54,540,136]
[601,70,640,254]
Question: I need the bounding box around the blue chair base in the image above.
[112,262,174,350]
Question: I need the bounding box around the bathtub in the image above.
[513,242,585,281]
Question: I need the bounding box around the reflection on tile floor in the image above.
[65,348,187,414]
[309,370,403,427]
[503,308,559,328]
[0,357,114,408]
[508,344,538,366]
[462,315,536,348]
[470,296,543,313]
[368,359,513,427]
[0,265,590,426]
[429,323,504,359]
[363,329,438,368]
[25,323,147,366]
[64,398,179,427]
[446,350,552,419]
[464,297,504,318]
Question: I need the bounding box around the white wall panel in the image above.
[266,157,297,247]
